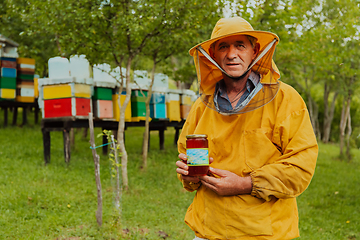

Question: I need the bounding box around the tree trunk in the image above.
[322,83,330,142]
[88,113,102,226]
[142,54,157,169]
[303,67,319,137]
[322,83,339,143]
[345,75,355,161]
[117,58,132,191]
[346,109,352,161]
[306,93,319,137]
[339,97,351,158]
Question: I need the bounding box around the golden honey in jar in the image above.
[186,134,209,176]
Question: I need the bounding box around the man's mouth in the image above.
[226,63,240,66]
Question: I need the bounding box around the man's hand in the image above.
[176,153,201,183]
[199,167,252,196]
[176,153,214,183]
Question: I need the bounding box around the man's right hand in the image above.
[176,153,202,183]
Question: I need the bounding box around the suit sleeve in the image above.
[250,99,318,201]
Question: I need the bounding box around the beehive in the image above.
[40,77,93,119]
[92,81,115,119]
[0,77,16,89]
[1,67,16,78]
[166,89,181,122]
[16,57,35,102]
[150,87,167,120]
[0,88,16,99]
[112,89,132,122]
[180,89,196,120]
[34,74,39,98]
[130,85,148,122]
[0,57,17,100]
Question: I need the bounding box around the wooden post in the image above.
[111,135,121,215]
[34,104,39,124]
[88,113,102,227]
[22,107,27,126]
[4,107,8,127]
[42,128,51,165]
[63,128,71,163]
[159,128,165,150]
[102,128,108,155]
[174,127,180,145]
[12,107,17,126]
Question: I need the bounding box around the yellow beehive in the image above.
[16,96,35,103]
[34,75,39,98]
[112,92,132,122]
[180,89,196,120]
[182,95,193,105]
[0,88,16,99]
[166,89,181,122]
[17,57,36,65]
[42,83,91,99]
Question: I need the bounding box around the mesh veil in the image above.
[194,38,280,115]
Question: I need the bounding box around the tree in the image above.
[231,0,322,134]
[0,0,58,77]
[230,0,360,147]
[18,0,224,189]
[139,5,222,168]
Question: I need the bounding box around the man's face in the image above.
[211,35,258,78]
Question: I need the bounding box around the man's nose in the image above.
[227,45,238,59]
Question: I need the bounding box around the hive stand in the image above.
[41,118,185,164]
[0,100,39,126]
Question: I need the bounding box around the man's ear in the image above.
[254,43,260,56]
[251,42,260,61]
[209,47,215,59]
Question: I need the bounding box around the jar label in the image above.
[186,148,209,166]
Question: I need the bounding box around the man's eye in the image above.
[236,44,245,49]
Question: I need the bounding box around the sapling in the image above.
[99,130,122,218]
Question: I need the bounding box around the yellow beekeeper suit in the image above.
[177,17,318,240]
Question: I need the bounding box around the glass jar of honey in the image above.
[186,134,209,176]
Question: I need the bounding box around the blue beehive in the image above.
[1,67,17,78]
[150,87,167,120]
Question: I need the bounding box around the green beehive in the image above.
[18,74,34,80]
[131,96,146,117]
[0,77,16,89]
[93,87,113,101]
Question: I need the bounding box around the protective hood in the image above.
[190,17,281,115]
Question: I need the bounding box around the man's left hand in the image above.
[199,167,252,196]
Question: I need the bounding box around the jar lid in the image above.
[186,134,208,139]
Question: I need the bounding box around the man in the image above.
[176,17,318,240]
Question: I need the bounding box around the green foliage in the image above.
[98,129,121,178]
[0,0,59,77]
[2,0,223,81]
[228,0,360,151]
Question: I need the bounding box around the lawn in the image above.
[297,142,360,240]
[0,109,359,239]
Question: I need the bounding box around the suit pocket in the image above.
[243,128,281,170]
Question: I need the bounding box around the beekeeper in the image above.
[176,17,318,240]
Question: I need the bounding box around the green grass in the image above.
[0,109,195,239]
[0,108,359,239]
[297,142,360,240]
